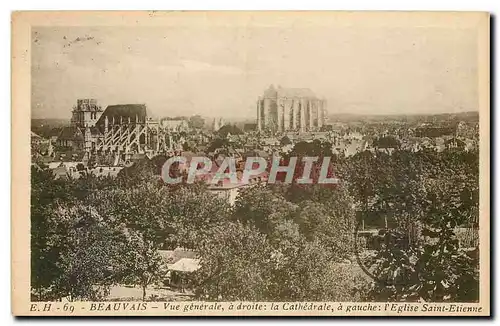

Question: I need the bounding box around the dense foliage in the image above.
[31,143,479,302]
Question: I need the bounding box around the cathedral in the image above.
[256,85,327,133]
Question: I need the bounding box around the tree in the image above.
[193,220,364,302]
[373,136,400,150]
[233,185,298,235]
[290,139,333,157]
[294,200,353,261]
[188,115,205,129]
[225,181,362,301]
[359,151,479,302]
[268,237,364,301]
[193,222,272,301]
[207,137,231,153]
[31,167,79,300]
[76,163,85,171]
[120,229,166,301]
[49,205,122,301]
[31,168,121,301]
[217,124,243,138]
[116,157,166,187]
[163,184,232,247]
[92,181,174,246]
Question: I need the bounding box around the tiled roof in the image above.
[57,126,84,141]
[95,104,147,132]
[158,248,198,264]
[168,258,200,273]
[49,127,63,137]
[89,126,102,136]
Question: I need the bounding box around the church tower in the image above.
[71,99,103,128]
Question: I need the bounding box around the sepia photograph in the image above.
[11,11,490,316]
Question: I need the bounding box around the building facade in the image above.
[71,98,103,128]
[212,117,225,132]
[160,118,189,132]
[256,85,327,132]
[56,98,104,152]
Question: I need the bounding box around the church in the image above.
[256,85,327,133]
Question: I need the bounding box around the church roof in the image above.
[95,104,147,133]
[57,126,84,141]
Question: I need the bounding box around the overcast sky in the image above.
[31,22,478,120]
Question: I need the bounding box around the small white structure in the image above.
[167,258,201,273]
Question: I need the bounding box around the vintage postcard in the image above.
[12,11,490,316]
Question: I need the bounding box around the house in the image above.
[49,161,85,180]
[158,248,197,263]
[56,126,85,150]
[158,248,200,290]
[165,258,201,291]
[48,127,63,143]
[90,166,124,178]
[160,118,189,132]
[168,258,201,273]
[31,131,45,146]
[207,168,267,206]
[243,123,257,132]
[208,182,245,207]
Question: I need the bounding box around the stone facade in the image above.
[257,85,327,132]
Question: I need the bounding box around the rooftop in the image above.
[95,104,148,132]
[167,258,201,273]
[57,126,84,141]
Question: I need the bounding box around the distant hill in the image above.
[31,119,70,139]
[327,111,479,124]
[31,119,70,128]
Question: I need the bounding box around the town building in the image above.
[160,118,189,132]
[71,98,103,128]
[256,85,327,133]
[56,98,104,152]
[212,117,225,132]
